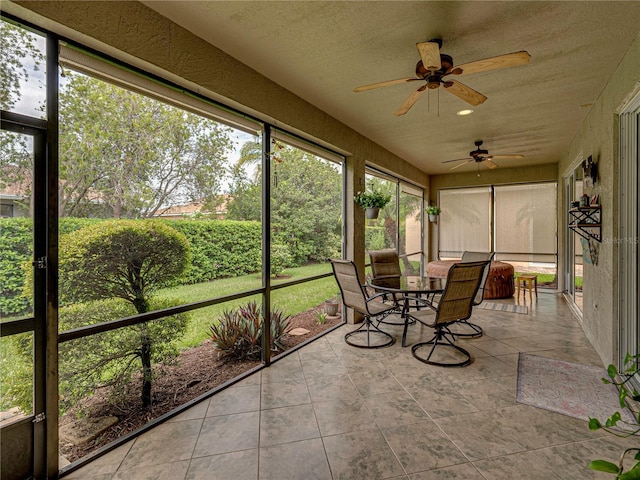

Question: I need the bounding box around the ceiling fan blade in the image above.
[443,80,487,106]
[484,159,499,169]
[490,154,525,160]
[442,157,472,164]
[450,159,474,170]
[416,41,441,70]
[354,77,421,92]
[394,85,427,116]
[451,51,531,76]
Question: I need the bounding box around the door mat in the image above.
[516,353,635,423]
[477,302,528,314]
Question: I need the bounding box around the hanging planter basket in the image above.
[365,207,380,219]
[428,214,438,223]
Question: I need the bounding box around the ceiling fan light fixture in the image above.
[457,109,473,116]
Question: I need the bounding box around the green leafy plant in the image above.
[354,189,391,209]
[209,301,291,361]
[270,243,293,278]
[426,205,441,215]
[588,353,640,479]
[314,309,328,325]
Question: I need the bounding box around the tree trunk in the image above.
[140,327,152,408]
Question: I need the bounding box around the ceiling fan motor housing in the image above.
[471,148,489,157]
[415,54,454,79]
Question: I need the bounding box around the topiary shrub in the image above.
[58,297,189,413]
[209,301,290,361]
[58,219,191,407]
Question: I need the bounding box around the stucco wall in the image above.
[557,32,640,365]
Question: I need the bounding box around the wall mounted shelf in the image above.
[569,205,601,242]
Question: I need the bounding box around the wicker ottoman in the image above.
[426,260,515,299]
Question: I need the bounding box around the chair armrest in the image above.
[366,291,391,303]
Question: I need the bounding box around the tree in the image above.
[58,71,235,218]
[226,162,261,221]
[227,142,342,265]
[0,19,44,112]
[58,220,191,406]
[0,19,45,217]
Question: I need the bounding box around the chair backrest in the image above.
[330,259,369,315]
[435,260,489,325]
[369,249,401,288]
[461,251,495,305]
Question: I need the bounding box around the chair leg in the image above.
[379,294,412,326]
[411,327,471,367]
[344,316,395,349]
[446,319,483,338]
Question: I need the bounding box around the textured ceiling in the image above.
[142,1,640,175]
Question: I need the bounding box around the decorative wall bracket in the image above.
[569,205,601,242]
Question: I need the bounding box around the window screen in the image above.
[494,183,557,262]
[439,187,491,258]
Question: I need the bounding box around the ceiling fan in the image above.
[354,39,530,116]
[442,140,525,170]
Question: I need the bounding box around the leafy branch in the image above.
[588,353,640,479]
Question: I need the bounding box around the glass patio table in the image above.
[368,275,446,347]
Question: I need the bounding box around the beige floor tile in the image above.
[113,460,189,480]
[119,420,201,470]
[186,450,258,480]
[206,383,260,416]
[63,441,134,478]
[261,380,311,409]
[259,438,331,480]
[192,412,259,457]
[259,403,320,447]
[323,428,405,480]
[473,451,562,479]
[434,411,527,461]
[312,397,376,436]
[382,420,468,474]
[408,462,486,479]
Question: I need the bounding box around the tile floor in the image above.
[64,293,637,479]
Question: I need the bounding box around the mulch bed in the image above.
[60,303,343,463]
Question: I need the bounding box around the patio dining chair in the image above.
[369,249,403,318]
[330,258,396,348]
[408,260,489,367]
[449,250,496,338]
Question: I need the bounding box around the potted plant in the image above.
[325,292,341,316]
[426,205,441,222]
[354,190,391,219]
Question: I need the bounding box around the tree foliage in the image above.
[227,142,342,265]
[0,19,44,111]
[58,71,234,218]
[0,20,45,217]
[59,220,191,313]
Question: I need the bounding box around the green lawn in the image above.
[157,263,339,349]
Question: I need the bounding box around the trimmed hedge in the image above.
[167,219,261,284]
[0,218,262,316]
